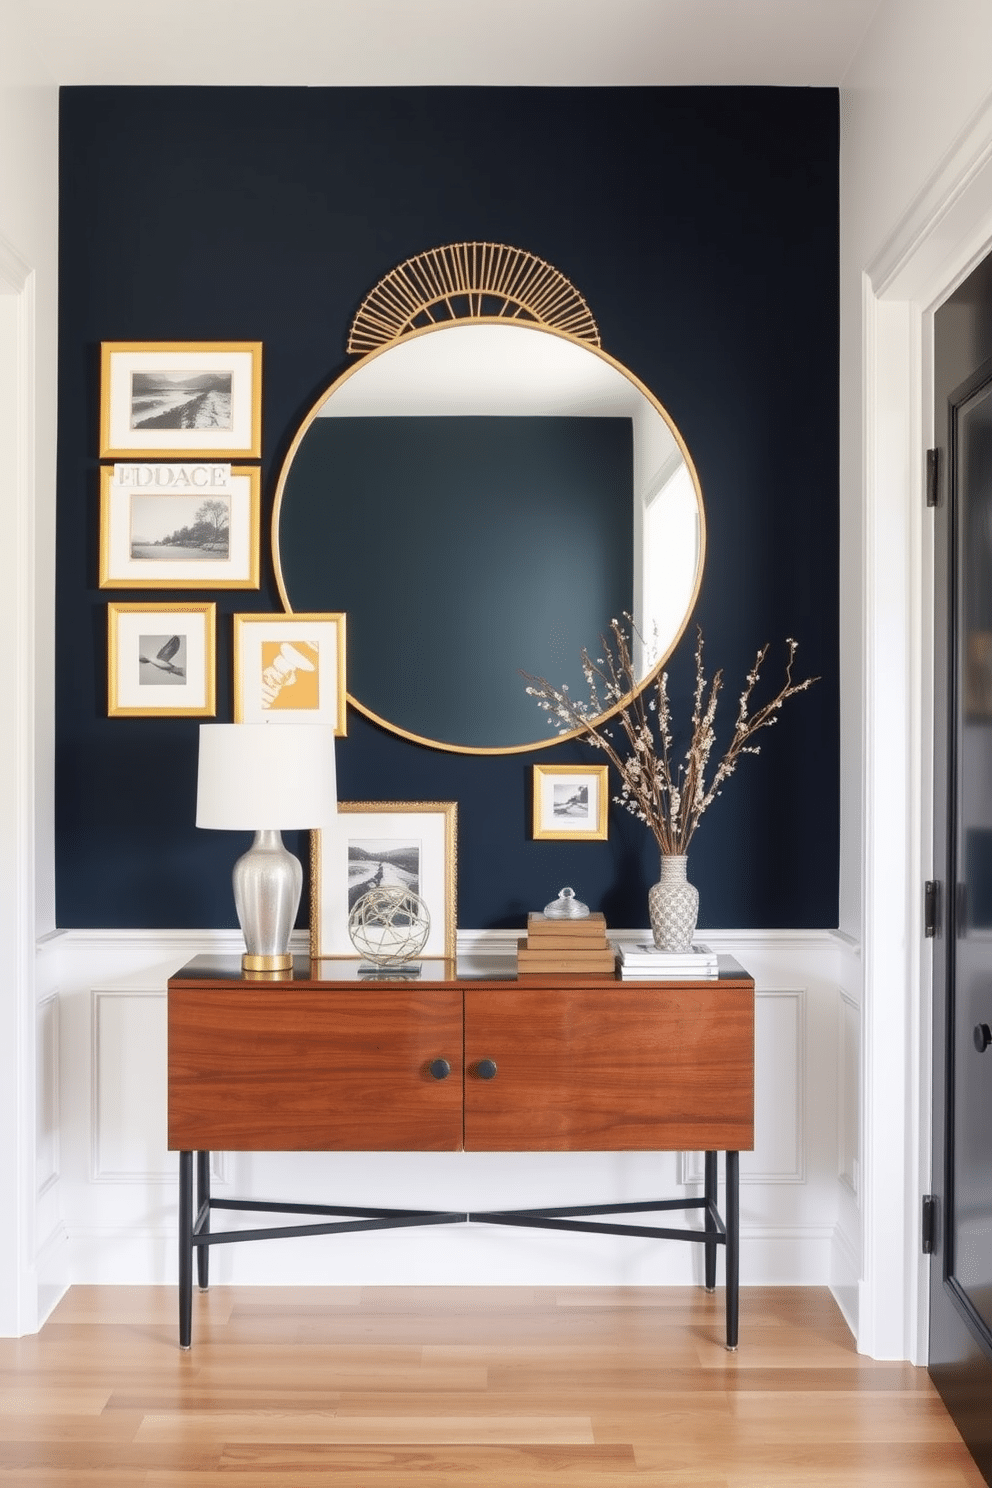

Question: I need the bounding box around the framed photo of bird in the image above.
[107,601,216,717]
[232,611,347,733]
[532,763,609,840]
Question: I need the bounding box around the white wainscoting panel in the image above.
[44,928,855,1298]
[35,943,69,1325]
[746,988,805,1183]
[827,933,862,1337]
[36,990,59,1194]
[838,989,860,1197]
[91,988,174,1183]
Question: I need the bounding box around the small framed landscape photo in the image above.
[233,611,347,732]
[99,341,262,459]
[311,801,457,960]
[532,763,609,840]
[99,464,260,589]
[107,601,216,717]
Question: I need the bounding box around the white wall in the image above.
[9,0,992,1352]
[840,0,992,1360]
[0,59,870,1342]
[7,73,858,1328]
[0,45,59,1333]
[46,927,852,1304]
[0,57,857,1333]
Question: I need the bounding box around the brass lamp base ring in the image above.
[242,952,293,973]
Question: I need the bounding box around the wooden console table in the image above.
[167,954,754,1349]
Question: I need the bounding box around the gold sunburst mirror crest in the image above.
[347,242,601,354]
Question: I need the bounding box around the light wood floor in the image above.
[0,1284,986,1486]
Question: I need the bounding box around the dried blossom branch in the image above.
[523,619,819,856]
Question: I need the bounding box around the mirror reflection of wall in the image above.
[273,320,705,752]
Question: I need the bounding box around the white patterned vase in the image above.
[647,854,699,952]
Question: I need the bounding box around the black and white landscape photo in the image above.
[553,782,591,820]
[137,634,187,686]
[347,838,420,912]
[130,370,233,431]
[129,493,231,561]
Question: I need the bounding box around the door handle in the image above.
[974,1023,991,1053]
[472,1058,498,1080]
[428,1058,452,1080]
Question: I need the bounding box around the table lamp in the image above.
[196,723,337,972]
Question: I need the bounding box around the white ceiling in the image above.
[8,0,882,88]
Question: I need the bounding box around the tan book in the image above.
[524,932,609,951]
[517,939,617,972]
[516,971,619,985]
[527,912,607,938]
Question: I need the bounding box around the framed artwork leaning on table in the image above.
[311,801,457,960]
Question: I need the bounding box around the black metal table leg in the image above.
[725,1150,739,1350]
[172,1153,744,1349]
[178,1151,193,1350]
[196,1151,210,1291]
[703,1150,718,1292]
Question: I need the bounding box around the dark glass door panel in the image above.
[931,252,992,1485]
[953,383,992,1337]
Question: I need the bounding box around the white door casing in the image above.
[859,91,992,1363]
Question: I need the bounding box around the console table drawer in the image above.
[168,986,463,1151]
[463,985,754,1151]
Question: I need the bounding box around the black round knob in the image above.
[974,1023,992,1053]
[429,1058,451,1080]
[475,1058,498,1080]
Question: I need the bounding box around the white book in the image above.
[617,941,718,968]
[620,964,719,980]
[616,945,719,980]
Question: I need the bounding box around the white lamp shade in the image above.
[196,723,337,830]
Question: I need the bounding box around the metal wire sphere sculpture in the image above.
[348,885,431,965]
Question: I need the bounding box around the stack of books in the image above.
[517,912,616,976]
[616,941,719,980]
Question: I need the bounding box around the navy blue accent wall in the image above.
[56,85,839,930]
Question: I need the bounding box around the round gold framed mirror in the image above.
[272,247,705,754]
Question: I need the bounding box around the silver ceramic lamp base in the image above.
[232,828,302,973]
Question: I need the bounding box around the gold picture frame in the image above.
[107,601,216,717]
[99,464,261,589]
[311,801,458,960]
[233,611,347,732]
[99,341,262,459]
[532,763,609,840]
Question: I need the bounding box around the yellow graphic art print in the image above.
[260,640,320,711]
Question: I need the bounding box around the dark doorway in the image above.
[930,251,992,1484]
